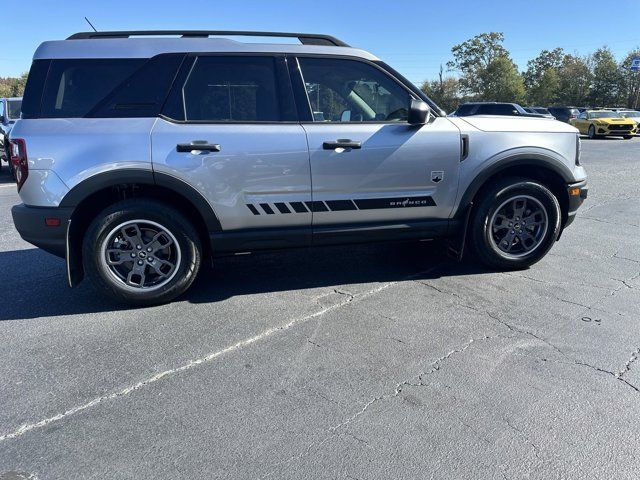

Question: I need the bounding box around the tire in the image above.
[83,199,202,305]
[623,135,633,140]
[469,177,561,271]
[588,124,598,139]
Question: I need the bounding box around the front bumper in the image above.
[597,125,637,136]
[564,180,588,228]
[11,204,73,258]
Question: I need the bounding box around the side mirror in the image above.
[408,99,430,125]
[0,115,5,124]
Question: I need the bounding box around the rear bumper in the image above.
[11,204,72,258]
[564,179,588,228]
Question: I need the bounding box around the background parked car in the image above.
[570,109,637,139]
[547,106,580,123]
[450,102,544,117]
[0,97,22,174]
[619,110,640,134]
[524,107,555,118]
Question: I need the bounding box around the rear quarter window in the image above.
[41,59,146,118]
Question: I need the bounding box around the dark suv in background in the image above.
[547,106,580,123]
[450,102,543,117]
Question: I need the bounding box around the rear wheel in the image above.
[469,178,561,270]
[83,199,202,305]
[588,125,598,139]
[623,135,633,140]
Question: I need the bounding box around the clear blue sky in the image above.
[2,0,639,84]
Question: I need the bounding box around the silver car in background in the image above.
[9,31,588,305]
[0,96,22,172]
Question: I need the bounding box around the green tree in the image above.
[589,47,623,106]
[524,48,564,104]
[9,73,28,97]
[556,54,592,106]
[478,56,526,103]
[447,32,509,97]
[0,73,28,97]
[420,66,461,113]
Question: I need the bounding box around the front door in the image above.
[294,56,461,227]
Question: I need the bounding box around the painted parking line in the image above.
[0,264,443,443]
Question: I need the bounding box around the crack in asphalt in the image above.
[503,417,542,461]
[259,335,497,479]
[574,361,640,393]
[0,265,444,444]
[616,349,640,379]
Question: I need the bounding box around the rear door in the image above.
[292,56,461,227]
[151,55,312,235]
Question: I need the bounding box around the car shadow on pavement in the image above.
[0,242,493,321]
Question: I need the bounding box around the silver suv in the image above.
[0,96,22,172]
[10,30,588,305]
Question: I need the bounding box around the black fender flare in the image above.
[59,168,222,231]
[454,153,574,219]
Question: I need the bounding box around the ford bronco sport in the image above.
[10,31,588,305]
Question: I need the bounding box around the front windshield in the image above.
[620,111,640,117]
[590,111,621,119]
[7,100,22,120]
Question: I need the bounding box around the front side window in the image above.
[578,113,587,120]
[298,57,411,123]
[182,56,281,122]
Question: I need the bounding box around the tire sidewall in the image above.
[83,200,201,305]
[472,180,560,270]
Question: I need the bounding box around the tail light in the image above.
[9,139,28,191]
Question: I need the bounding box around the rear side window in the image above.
[41,59,145,118]
[21,60,50,119]
[181,56,281,122]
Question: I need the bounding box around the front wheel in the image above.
[83,199,202,305]
[469,178,561,270]
[623,135,633,140]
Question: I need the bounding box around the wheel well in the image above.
[471,164,569,226]
[68,183,212,284]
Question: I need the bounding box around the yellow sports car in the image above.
[570,110,637,139]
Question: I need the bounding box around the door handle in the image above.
[176,142,221,153]
[322,139,362,150]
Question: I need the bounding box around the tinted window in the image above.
[7,100,22,119]
[298,57,411,122]
[456,104,474,116]
[89,54,184,118]
[182,56,281,122]
[21,60,50,119]
[479,104,518,115]
[41,59,145,118]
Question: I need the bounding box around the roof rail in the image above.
[66,30,350,47]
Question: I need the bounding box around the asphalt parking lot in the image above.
[0,136,639,479]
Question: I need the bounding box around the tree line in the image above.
[0,73,28,98]
[421,32,640,113]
